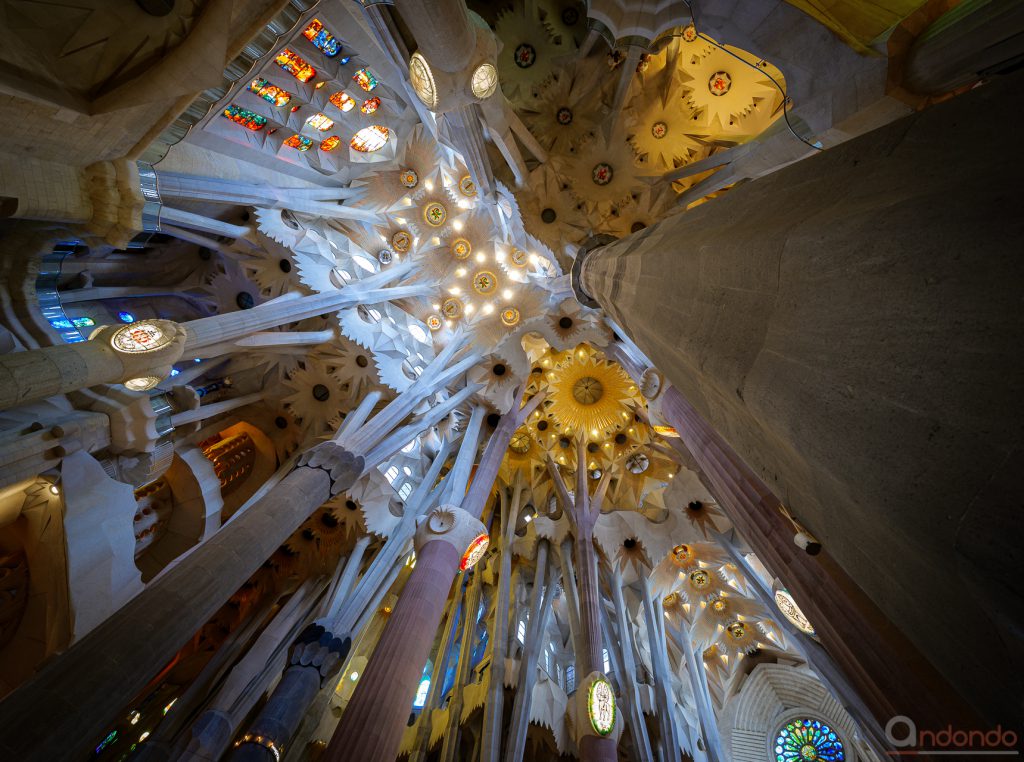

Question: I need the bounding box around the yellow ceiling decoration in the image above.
[544,344,642,438]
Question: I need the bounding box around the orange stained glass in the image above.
[350,125,390,152]
[284,134,313,151]
[361,97,381,114]
[306,112,334,131]
[329,91,355,112]
[275,48,316,82]
[222,105,267,131]
[248,77,291,107]
[320,136,341,152]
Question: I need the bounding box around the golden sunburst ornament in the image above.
[451,238,471,260]
[545,346,638,437]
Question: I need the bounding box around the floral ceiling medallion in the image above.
[392,230,412,252]
[592,163,613,186]
[459,175,477,197]
[514,43,536,68]
[400,169,419,188]
[424,202,447,227]
[441,298,463,319]
[427,315,443,330]
[557,107,573,125]
[501,307,520,327]
[473,271,497,295]
[709,71,732,96]
[451,238,471,260]
[652,122,668,139]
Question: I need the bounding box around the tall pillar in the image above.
[639,574,680,762]
[324,391,544,762]
[608,568,655,762]
[437,568,484,762]
[0,343,473,760]
[573,75,1024,724]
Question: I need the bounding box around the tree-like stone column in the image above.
[573,76,1024,724]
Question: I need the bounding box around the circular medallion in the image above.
[400,168,419,188]
[540,208,557,223]
[441,298,463,319]
[471,63,498,99]
[672,544,694,566]
[556,106,573,125]
[451,238,471,260]
[124,376,161,391]
[592,163,613,186]
[509,247,527,267]
[409,52,438,109]
[587,678,615,736]
[110,322,172,353]
[392,230,412,252]
[459,174,477,197]
[514,43,536,68]
[589,468,603,480]
[709,595,728,613]
[572,376,604,405]
[427,315,442,330]
[689,568,710,588]
[651,121,668,139]
[561,7,579,25]
[473,271,497,295]
[709,71,732,96]
[727,621,747,640]
[509,428,531,454]
[663,592,681,608]
[377,248,393,264]
[500,307,520,327]
[626,452,649,474]
[682,24,698,42]
[774,589,816,635]
[424,201,447,227]
[460,532,490,570]
[774,719,845,762]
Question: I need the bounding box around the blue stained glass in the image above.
[71,316,95,328]
[50,318,74,330]
[95,730,117,754]
[339,55,351,65]
[774,719,845,762]
[117,311,136,323]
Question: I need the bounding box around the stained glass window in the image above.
[350,125,389,152]
[222,105,267,131]
[275,49,316,82]
[329,91,355,112]
[302,19,341,57]
[305,112,334,131]
[774,719,846,762]
[353,68,378,91]
[248,77,291,107]
[284,134,313,152]
[320,136,341,152]
[361,97,380,114]
[413,677,430,708]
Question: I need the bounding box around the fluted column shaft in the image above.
[324,539,460,762]
[575,81,1024,723]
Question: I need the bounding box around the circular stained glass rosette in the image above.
[514,43,536,68]
[451,238,471,260]
[427,315,442,331]
[587,678,616,736]
[501,307,520,327]
[473,271,497,295]
[592,163,613,186]
[392,230,412,252]
[441,298,463,319]
[774,719,846,762]
[652,121,668,139]
[671,544,694,566]
[424,202,447,227]
[459,175,477,197]
[508,248,527,267]
[460,533,490,570]
[400,169,419,188]
[709,71,732,96]
[556,107,573,125]
[110,322,171,353]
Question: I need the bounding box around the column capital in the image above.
[296,442,364,496]
[414,504,487,566]
[571,234,616,309]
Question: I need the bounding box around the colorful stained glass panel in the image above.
[275,49,316,82]
[302,19,341,57]
[222,105,267,131]
[329,91,355,112]
[320,136,341,152]
[306,112,334,131]
[284,134,313,152]
[361,97,380,114]
[353,68,378,91]
[774,719,845,762]
[350,125,390,152]
[248,77,291,107]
